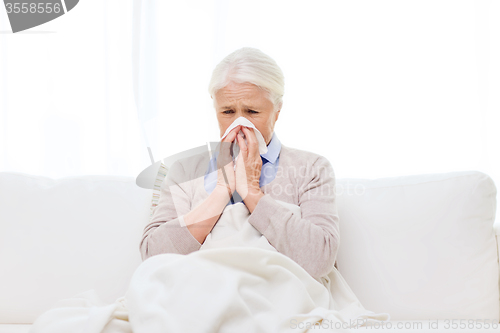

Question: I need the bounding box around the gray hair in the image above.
[208,47,284,111]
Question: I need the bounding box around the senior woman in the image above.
[140,47,339,280]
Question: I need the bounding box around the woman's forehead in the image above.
[216,86,268,105]
[218,82,261,96]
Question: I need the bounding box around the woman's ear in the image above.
[275,110,280,122]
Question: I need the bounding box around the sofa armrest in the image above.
[495,224,500,261]
[495,224,500,265]
[495,223,500,236]
[495,223,500,323]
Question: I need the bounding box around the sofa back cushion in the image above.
[0,172,151,324]
[335,170,498,321]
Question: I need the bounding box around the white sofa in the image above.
[0,169,499,332]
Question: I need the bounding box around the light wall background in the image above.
[0,1,498,205]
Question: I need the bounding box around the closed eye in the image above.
[222,110,258,114]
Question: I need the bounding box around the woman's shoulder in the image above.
[280,144,331,167]
[167,150,211,183]
[279,145,335,184]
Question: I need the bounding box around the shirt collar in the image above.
[261,132,281,164]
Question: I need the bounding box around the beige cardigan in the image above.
[140,143,339,279]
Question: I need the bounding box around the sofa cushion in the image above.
[0,324,32,333]
[1,169,498,325]
[0,172,151,324]
[335,171,498,321]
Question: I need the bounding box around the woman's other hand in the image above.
[215,125,241,197]
[235,126,264,205]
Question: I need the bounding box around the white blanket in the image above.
[29,200,390,333]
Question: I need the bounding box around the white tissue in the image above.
[221,117,268,154]
[220,117,268,170]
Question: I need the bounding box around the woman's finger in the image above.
[240,127,258,155]
[237,129,247,145]
[217,128,234,169]
[235,130,247,160]
[219,125,241,162]
[222,125,242,143]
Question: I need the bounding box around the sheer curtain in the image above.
[1,1,499,216]
[0,0,151,179]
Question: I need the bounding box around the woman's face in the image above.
[213,81,280,145]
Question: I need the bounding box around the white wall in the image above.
[1,0,498,206]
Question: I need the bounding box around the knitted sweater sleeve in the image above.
[139,160,202,261]
[247,155,340,279]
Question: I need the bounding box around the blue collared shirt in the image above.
[204,132,282,205]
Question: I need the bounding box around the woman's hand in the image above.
[235,126,265,205]
[215,125,242,197]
